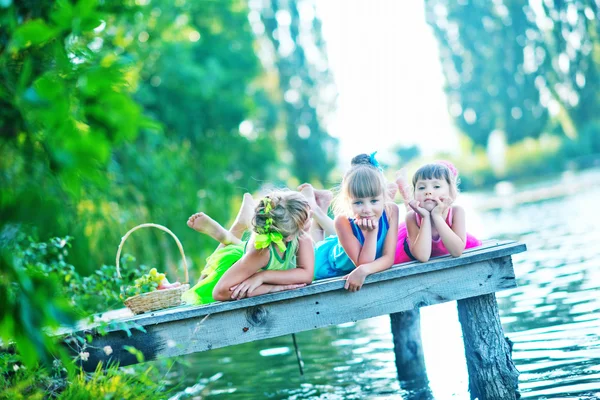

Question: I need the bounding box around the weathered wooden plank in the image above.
[68,254,518,371]
[60,240,525,335]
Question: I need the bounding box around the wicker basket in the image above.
[116,223,190,315]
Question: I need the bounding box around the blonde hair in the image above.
[333,153,389,217]
[252,191,310,239]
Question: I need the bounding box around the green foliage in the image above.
[8,233,174,316]
[1,0,336,280]
[424,1,548,147]
[1,0,336,396]
[425,0,600,157]
[0,232,74,367]
[58,364,169,399]
[257,0,338,184]
[0,234,174,398]
[0,353,171,399]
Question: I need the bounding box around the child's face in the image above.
[414,178,452,211]
[350,193,385,222]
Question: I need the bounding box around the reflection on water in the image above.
[167,170,600,399]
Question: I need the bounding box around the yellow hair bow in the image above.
[254,231,286,252]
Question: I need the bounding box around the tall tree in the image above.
[258,0,338,184]
[424,0,548,148]
[425,0,600,151]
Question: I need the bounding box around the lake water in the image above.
[167,170,600,400]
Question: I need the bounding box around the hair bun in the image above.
[350,153,372,166]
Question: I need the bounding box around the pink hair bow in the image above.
[436,160,458,177]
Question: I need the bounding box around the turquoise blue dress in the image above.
[314,211,389,279]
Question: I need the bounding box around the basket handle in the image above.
[116,223,189,284]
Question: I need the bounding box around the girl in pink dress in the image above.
[394,161,481,264]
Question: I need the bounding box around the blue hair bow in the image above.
[369,151,383,171]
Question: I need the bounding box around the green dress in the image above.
[182,237,299,305]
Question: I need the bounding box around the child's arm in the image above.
[243,234,315,285]
[406,202,433,262]
[335,215,379,267]
[229,234,314,299]
[344,203,399,292]
[231,282,306,298]
[432,204,467,257]
[212,238,270,301]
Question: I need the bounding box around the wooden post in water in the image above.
[457,293,519,400]
[389,309,427,384]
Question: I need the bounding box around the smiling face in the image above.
[414,178,452,211]
[350,193,385,221]
[337,161,389,219]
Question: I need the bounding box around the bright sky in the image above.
[316,0,459,167]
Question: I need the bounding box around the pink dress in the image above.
[394,207,481,264]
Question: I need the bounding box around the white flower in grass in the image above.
[103,346,113,356]
[79,352,90,361]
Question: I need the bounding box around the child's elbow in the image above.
[212,284,231,302]
[415,254,430,263]
[449,244,466,258]
[411,248,430,263]
[449,249,464,258]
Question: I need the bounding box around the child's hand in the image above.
[356,217,379,233]
[230,274,263,300]
[409,200,430,218]
[431,197,451,218]
[344,267,368,292]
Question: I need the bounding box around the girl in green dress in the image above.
[182,191,314,304]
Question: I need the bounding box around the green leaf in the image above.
[123,345,145,363]
[51,0,74,30]
[9,20,60,52]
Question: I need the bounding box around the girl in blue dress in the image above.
[301,153,399,292]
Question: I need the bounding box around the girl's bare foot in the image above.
[298,183,319,211]
[315,189,333,214]
[187,212,234,244]
[387,182,398,201]
[395,168,412,202]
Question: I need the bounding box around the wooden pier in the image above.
[61,240,526,400]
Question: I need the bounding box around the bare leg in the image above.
[228,193,256,241]
[298,183,335,238]
[395,168,412,212]
[298,183,323,241]
[314,189,333,215]
[188,193,255,281]
[187,213,241,246]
